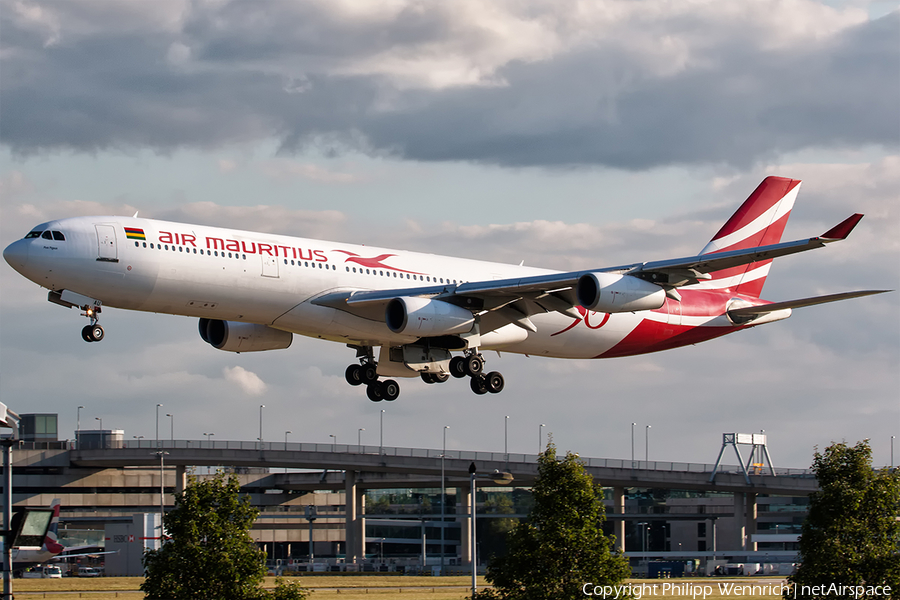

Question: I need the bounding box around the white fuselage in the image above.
[5,215,696,362]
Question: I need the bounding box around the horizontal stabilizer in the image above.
[727,290,890,319]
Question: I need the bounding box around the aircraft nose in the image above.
[3,239,29,274]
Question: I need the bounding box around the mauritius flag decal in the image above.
[125,227,146,241]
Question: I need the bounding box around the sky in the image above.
[1,0,898,471]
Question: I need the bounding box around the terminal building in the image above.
[11,413,814,576]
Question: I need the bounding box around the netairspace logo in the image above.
[581,582,893,598]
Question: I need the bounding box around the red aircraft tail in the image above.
[699,177,801,298]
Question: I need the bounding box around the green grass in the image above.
[14,576,789,599]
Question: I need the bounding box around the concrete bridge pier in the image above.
[344,471,366,563]
[613,487,626,553]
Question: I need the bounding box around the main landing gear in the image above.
[344,347,505,401]
[80,305,104,342]
[345,349,400,402]
[449,353,505,395]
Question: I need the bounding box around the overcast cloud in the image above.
[2,1,897,168]
[0,0,897,470]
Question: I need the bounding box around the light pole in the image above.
[631,422,636,465]
[167,413,174,441]
[285,430,292,447]
[539,423,545,455]
[892,436,896,469]
[330,434,336,451]
[645,425,651,462]
[204,432,214,444]
[468,463,514,596]
[440,425,449,576]
[358,428,365,448]
[133,435,144,444]
[156,403,163,447]
[258,404,265,449]
[95,417,103,448]
[380,409,385,455]
[504,416,509,466]
[76,406,84,435]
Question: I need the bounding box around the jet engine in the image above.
[576,272,666,313]
[385,297,475,336]
[198,318,293,352]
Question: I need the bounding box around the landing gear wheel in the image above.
[470,375,488,395]
[485,371,504,394]
[366,384,384,402]
[381,379,400,401]
[432,372,450,383]
[88,324,104,342]
[82,325,94,343]
[450,356,467,378]
[464,354,484,378]
[345,364,363,386]
[360,364,379,385]
[421,372,435,384]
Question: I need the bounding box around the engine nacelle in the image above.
[385,297,475,336]
[576,272,666,313]
[198,318,293,352]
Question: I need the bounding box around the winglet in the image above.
[821,213,863,240]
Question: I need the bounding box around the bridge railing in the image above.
[59,438,815,477]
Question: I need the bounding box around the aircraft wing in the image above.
[312,214,867,332]
[727,290,891,320]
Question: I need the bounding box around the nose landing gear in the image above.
[80,305,104,342]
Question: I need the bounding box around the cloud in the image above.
[1,1,895,168]
[222,365,267,396]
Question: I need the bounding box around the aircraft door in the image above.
[261,255,279,278]
[95,224,118,262]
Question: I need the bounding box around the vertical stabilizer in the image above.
[700,177,801,298]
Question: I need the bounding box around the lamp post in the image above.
[330,434,336,452]
[504,416,509,468]
[631,422,636,465]
[380,409,385,455]
[204,432,214,444]
[285,430,292,447]
[891,435,895,469]
[538,423,545,455]
[468,462,513,596]
[76,406,84,435]
[166,414,174,441]
[645,425,651,462]
[258,404,265,449]
[156,403,163,448]
[440,425,449,576]
[95,417,103,448]
[358,428,365,448]
[133,435,144,443]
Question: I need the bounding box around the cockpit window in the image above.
[41,231,53,240]
[25,231,42,239]
[52,231,65,241]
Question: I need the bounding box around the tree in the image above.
[786,440,900,599]
[142,472,307,600]
[476,441,631,600]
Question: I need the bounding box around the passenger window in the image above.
[52,231,65,241]
[42,231,53,240]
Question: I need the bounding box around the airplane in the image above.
[3,176,888,402]
[10,499,111,569]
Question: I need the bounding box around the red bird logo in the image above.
[334,250,423,274]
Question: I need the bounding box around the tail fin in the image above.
[699,176,801,298]
[44,499,64,554]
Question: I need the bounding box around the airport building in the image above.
[11,414,813,576]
